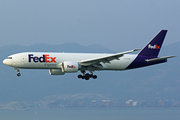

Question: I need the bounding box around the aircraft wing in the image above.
[79,49,140,66]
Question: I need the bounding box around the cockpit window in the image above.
[8,57,12,59]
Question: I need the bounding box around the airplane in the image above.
[3,30,175,80]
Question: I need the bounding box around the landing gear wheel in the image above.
[85,73,90,80]
[85,76,89,80]
[82,76,85,79]
[93,75,97,79]
[89,74,93,78]
[17,73,21,77]
[85,77,89,80]
[78,74,82,78]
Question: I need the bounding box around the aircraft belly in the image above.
[22,63,58,69]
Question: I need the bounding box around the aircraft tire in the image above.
[85,76,89,80]
[82,76,85,79]
[89,74,93,78]
[93,75,97,79]
[17,73,21,77]
[78,74,82,78]
[84,73,90,80]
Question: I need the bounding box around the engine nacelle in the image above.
[62,61,80,73]
[49,69,65,75]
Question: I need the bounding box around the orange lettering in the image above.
[50,57,56,63]
[44,55,50,62]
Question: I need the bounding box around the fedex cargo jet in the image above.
[3,30,175,80]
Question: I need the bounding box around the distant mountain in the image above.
[0,42,115,54]
[0,42,179,102]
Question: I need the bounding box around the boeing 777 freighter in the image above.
[3,30,175,80]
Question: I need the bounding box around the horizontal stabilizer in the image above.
[146,56,176,62]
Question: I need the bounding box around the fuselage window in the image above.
[8,57,12,59]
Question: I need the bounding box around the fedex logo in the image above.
[148,44,160,49]
[67,65,76,68]
[28,54,56,63]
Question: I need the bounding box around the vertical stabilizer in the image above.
[138,30,167,57]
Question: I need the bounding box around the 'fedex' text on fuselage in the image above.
[28,54,56,63]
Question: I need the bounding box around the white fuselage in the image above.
[4,52,137,71]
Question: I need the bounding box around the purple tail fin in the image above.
[138,30,167,57]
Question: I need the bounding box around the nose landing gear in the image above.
[16,69,21,77]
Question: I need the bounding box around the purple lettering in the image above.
[33,56,39,63]
[39,55,45,62]
[28,54,56,63]
[28,54,34,62]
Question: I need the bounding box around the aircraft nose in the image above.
[3,59,6,64]
[3,59,7,65]
[3,59,12,66]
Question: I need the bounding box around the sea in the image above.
[0,108,180,120]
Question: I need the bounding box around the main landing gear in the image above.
[77,71,97,80]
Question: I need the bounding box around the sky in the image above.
[1,0,180,52]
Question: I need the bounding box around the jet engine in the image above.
[62,61,81,73]
[49,69,65,75]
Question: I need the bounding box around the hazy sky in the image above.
[1,0,180,51]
